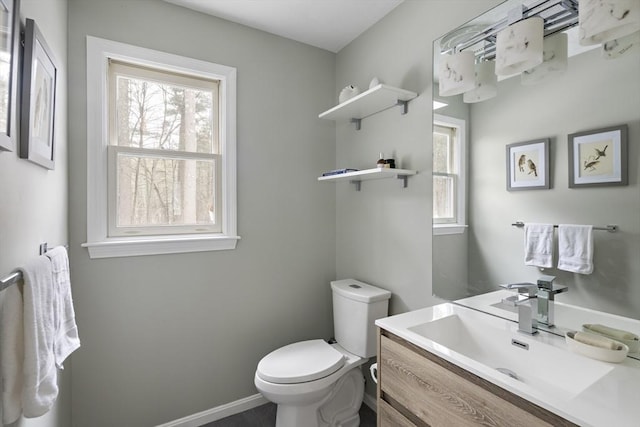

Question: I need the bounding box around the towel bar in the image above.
[0,243,68,292]
[511,222,617,232]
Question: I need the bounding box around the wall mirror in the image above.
[0,0,20,152]
[432,0,640,321]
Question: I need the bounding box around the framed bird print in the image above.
[568,124,628,188]
[506,138,550,191]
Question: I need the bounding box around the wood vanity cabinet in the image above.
[376,329,577,427]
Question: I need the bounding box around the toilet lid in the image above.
[257,339,346,384]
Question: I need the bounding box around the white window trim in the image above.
[83,36,239,258]
[433,114,467,236]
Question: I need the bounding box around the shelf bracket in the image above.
[397,100,409,115]
[350,180,362,191]
[398,175,409,188]
[349,100,410,131]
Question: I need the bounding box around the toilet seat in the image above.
[256,339,346,384]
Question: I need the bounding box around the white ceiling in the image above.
[164,0,404,53]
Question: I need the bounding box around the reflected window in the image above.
[433,115,466,232]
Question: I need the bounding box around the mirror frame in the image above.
[0,0,21,152]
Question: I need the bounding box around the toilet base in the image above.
[274,367,364,427]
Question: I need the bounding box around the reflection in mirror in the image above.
[432,0,640,322]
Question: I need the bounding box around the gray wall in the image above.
[67,0,336,425]
[334,0,503,398]
[467,47,640,318]
[334,0,502,314]
[0,1,70,426]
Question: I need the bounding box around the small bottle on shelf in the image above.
[377,153,386,168]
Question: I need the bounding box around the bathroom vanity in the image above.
[375,302,640,427]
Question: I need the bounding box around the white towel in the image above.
[44,246,80,369]
[20,255,60,418]
[524,223,554,268]
[1,281,25,424]
[558,224,594,274]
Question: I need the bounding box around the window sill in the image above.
[82,234,241,258]
[433,224,468,236]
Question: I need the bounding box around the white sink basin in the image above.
[408,312,613,399]
[376,302,640,427]
[469,290,640,358]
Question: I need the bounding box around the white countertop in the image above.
[376,301,640,427]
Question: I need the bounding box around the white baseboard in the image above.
[156,393,269,427]
[362,392,377,413]
[157,391,377,427]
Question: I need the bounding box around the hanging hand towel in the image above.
[558,224,594,274]
[44,246,80,369]
[524,223,554,268]
[20,255,59,418]
[1,281,25,424]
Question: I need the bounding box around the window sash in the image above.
[433,124,456,174]
[108,60,220,155]
[433,172,457,224]
[107,145,221,237]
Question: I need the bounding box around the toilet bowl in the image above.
[254,340,366,427]
[254,279,391,427]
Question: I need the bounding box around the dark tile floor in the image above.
[205,402,376,427]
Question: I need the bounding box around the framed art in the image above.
[0,0,21,152]
[568,124,628,188]
[20,18,58,169]
[506,138,550,191]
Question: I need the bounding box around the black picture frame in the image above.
[20,18,57,169]
[506,138,550,191]
[0,0,21,152]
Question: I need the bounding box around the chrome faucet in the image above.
[500,283,539,334]
[500,276,569,334]
[535,275,568,327]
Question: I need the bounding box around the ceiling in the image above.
[164,0,404,53]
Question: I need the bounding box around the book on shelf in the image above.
[321,168,359,177]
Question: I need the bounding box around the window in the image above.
[84,37,238,258]
[433,114,466,235]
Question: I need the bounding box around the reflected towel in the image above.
[524,223,554,268]
[44,247,80,369]
[21,256,59,418]
[558,224,593,274]
[1,282,25,424]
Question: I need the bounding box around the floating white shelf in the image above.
[318,84,418,130]
[318,168,417,191]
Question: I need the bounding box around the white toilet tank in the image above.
[331,279,391,358]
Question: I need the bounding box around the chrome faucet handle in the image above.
[537,275,568,296]
[537,275,556,291]
[500,282,538,297]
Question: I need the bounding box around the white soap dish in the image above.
[566,331,629,363]
[582,324,640,354]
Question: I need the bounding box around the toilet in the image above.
[254,279,391,427]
